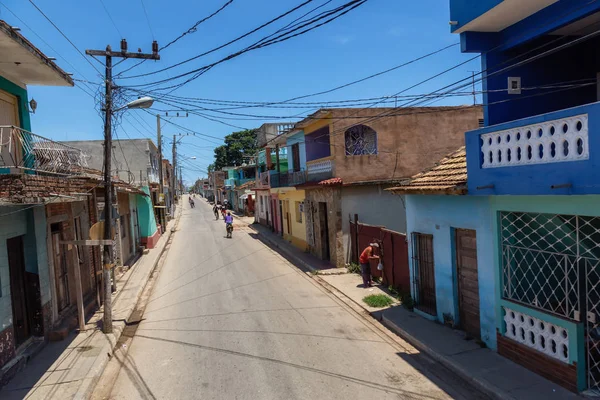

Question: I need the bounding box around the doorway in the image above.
[51,223,70,312]
[7,236,30,346]
[318,202,330,261]
[455,229,481,339]
[278,200,284,237]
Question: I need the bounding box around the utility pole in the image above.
[86,40,159,334]
[172,134,177,210]
[156,114,165,226]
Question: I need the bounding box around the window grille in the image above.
[411,232,436,316]
[344,125,378,155]
[501,212,600,321]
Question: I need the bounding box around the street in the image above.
[99,197,487,400]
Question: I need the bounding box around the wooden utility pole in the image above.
[157,114,165,226]
[86,40,159,334]
[172,134,177,208]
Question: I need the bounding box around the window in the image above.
[295,201,303,223]
[500,212,600,321]
[344,124,378,155]
[411,232,436,316]
[292,143,301,172]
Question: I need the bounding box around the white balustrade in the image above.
[503,306,569,363]
[481,115,589,168]
[308,159,332,174]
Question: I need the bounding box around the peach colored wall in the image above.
[327,107,482,183]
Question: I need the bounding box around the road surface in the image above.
[101,197,487,400]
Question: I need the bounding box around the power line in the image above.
[119,0,316,80]
[138,0,155,39]
[137,0,368,93]
[161,0,234,51]
[98,0,124,38]
[27,0,104,77]
[0,1,101,97]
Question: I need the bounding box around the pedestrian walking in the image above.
[359,243,379,288]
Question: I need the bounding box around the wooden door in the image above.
[318,202,330,261]
[455,229,481,339]
[51,225,70,312]
[7,236,30,346]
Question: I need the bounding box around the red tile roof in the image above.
[319,177,343,186]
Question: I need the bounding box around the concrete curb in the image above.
[380,315,511,400]
[246,225,319,273]
[247,222,511,400]
[75,205,182,400]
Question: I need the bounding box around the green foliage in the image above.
[213,129,258,170]
[362,294,394,308]
[348,262,361,274]
[387,285,414,310]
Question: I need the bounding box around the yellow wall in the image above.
[278,189,307,251]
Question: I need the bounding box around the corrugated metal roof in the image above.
[387,147,467,195]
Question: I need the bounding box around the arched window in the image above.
[344,125,378,155]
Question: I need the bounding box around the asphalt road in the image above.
[103,197,487,400]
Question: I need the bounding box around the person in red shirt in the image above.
[359,243,379,288]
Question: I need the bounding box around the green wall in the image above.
[136,187,157,238]
[491,195,600,392]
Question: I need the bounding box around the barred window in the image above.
[344,125,378,155]
[501,211,600,321]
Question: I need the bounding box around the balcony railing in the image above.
[465,102,600,195]
[0,125,87,175]
[307,158,333,182]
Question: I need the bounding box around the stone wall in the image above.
[305,186,344,268]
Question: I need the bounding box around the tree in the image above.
[212,129,257,170]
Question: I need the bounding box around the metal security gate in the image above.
[500,211,600,391]
[411,233,436,316]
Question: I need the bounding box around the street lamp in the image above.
[114,96,154,112]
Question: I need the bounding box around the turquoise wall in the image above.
[490,195,600,391]
[0,207,47,329]
[286,131,306,171]
[0,75,31,131]
[406,195,497,349]
[136,187,157,238]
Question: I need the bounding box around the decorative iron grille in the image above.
[500,212,589,321]
[344,125,377,155]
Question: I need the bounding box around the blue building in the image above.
[450,0,600,392]
[390,148,496,349]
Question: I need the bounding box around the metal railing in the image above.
[0,125,87,175]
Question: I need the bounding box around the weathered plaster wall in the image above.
[305,187,344,268]
[328,107,482,183]
[406,195,496,349]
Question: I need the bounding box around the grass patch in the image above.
[362,294,394,308]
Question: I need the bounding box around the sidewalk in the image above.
[247,222,343,273]
[246,222,580,400]
[0,207,180,400]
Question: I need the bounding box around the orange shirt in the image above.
[359,246,373,264]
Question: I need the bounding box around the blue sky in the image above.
[1,0,480,183]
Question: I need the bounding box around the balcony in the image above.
[465,102,600,195]
[307,158,334,182]
[0,125,86,175]
[256,171,270,189]
[224,178,235,188]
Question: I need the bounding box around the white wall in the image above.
[341,185,407,263]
